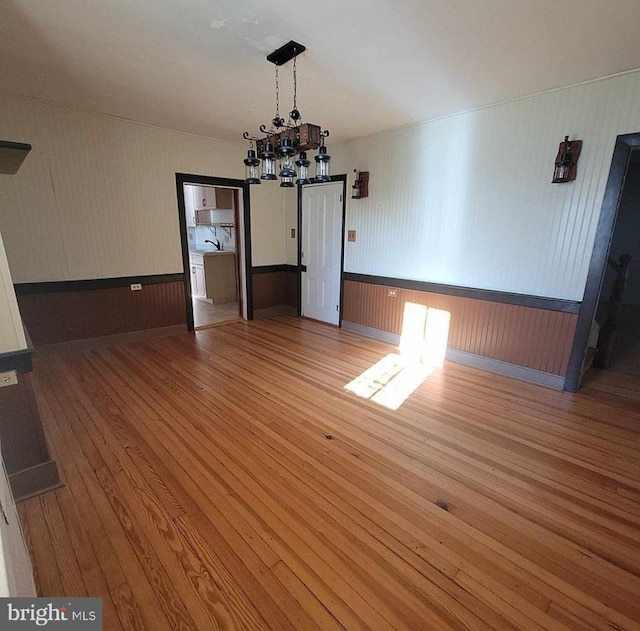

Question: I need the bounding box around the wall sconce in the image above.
[552,136,582,183]
[352,170,369,199]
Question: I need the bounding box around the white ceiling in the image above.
[2,0,640,143]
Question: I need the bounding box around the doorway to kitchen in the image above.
[175,174,253,331]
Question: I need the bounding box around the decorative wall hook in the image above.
[352,170,369,199]
[552,136,582,183]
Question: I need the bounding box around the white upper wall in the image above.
[0,231,26,353]
[284,188,298,266]
[249,183,287,267]
[0,93,286,282]
[332,70,640,302]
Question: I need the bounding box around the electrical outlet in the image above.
[388,289,398,297]
[290,228,296,238]
[347,230,356,242]
[130,283,142,291]
[0,370,18,388]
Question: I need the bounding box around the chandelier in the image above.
[243,41,330,187]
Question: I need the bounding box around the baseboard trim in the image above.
[445,348,566,389]
[253,306,297,319]
[9,460,63,502]
[341,321,566,389]
[0,348,32,374]
[342,321,400,345]
[35,324,187,354]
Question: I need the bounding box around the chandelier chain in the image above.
[293,56,297,110]
[275,66,280,120]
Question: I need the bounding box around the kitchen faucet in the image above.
[204,239,222,251]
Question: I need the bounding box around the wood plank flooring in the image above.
[17,316,640,631]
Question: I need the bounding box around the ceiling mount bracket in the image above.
[266,40,306,66]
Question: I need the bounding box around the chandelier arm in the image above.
[243,132,260,142]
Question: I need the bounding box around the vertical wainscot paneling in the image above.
[16,281,186,345]
[251,266,298,315]
[342,281,577,376]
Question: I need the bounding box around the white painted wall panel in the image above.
[250,184,286,267]
[284,188,298,265]
[335,71,640,301]
[0,93,285,281]
[0,231,26,353]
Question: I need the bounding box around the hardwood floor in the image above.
[17,316,640,631]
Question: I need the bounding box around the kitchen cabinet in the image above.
[192,265,206,298]
[189,253,206,298]
[189,252,237,303]
[193,186,212,211]
[192,186,234,211]
[205,253,237,303]
[185,187,197,227]
[213,187,234,209]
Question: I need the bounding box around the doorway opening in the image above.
[298,176,346,325]
[175,174,253,331]
[592,150,640,375]
[565,132,640,394]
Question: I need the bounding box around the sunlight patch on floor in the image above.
[344,303,450,410]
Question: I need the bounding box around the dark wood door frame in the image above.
[296,174,347,323]
[564,132,640,392]
[175,173,253,331]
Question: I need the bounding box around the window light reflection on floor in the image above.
[344,302,451,410]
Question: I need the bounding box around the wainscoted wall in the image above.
[251,265,298,315]
[0,92,287,285]
[329,70,640,302]
[15,275,186,345]
[343,278,578,379]
[285,269,298,309]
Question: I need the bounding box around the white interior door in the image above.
[301,182,343,325]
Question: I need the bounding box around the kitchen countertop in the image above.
[189,249,235,256]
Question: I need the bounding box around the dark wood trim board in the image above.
[343,273,580,314]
